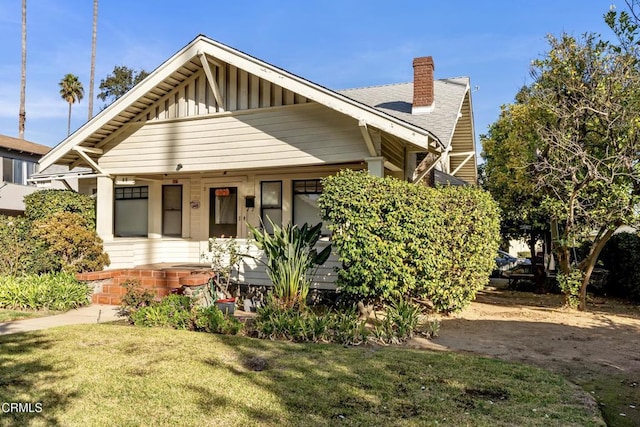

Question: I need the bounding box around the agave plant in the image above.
[249,220,331,309]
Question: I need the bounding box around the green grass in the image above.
[0,324,604,427]
[0,309,49,323]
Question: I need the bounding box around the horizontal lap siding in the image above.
[99,104,367,174]
[104,238,339,290]
[105,240,201,268]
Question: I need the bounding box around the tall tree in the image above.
[483,32,640,310]
[481,88,550,291]
[97,65,149,107]
[18,0,26,139]
[537,34,640,309]
[88,0,98,120]
[59,74,84,136]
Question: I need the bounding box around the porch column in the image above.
[148,181,162,239]
[365,156,385,178]
[96,176,114,241]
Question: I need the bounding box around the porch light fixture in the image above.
[176,163,183,171]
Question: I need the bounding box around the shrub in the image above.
[0,273,91,311]
[597,232,640,302]
[24,189,96,229]
[192,305,242,335]
[253,296,368,345]
[129,293,242,335]
[249,221,331,309]
[319,170,500,314]
[119,280,156,320]
[372,298,422,344]
[130,294,193,329]
[0,215,33,276]
[31,212,110,273]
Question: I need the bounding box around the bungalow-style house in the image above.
[0,134,72,216]
[36,35,477,296]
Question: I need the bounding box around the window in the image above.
[293,179,329,235]
[2,158,11,182]
[162,185,182,237]
[1,157,36,185]
[261,181,282,233]
[114,186,148,237]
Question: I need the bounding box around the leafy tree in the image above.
[481,89,550,290]
[484,32,640,310]
[59,73,84,136]
[97,65,149,106]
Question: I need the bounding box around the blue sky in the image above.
[0,1,619,152]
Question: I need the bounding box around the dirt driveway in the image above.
[409,280,640,425]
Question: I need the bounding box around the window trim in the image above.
[114,185,149,238]
[292,178,327,235]
[162,184,183,237]
[260,180,282,230]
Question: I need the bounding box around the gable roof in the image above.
[40,35,453,172]
[338,78,470,148]
[0,134,50,156]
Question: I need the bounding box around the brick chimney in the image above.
[412,56,434,114]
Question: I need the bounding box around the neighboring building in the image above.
[0,134,51,216]
[36,35,478,286]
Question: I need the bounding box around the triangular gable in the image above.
[40,35,440,172]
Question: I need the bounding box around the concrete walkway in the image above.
[0,304,121,336]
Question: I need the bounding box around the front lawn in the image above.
[0,324,603,426]
[0,309,48,323]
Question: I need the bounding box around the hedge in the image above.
[319,169,500,314]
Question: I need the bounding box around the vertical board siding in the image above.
[138,58,313,123]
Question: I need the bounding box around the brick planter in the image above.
[77,268,211,305]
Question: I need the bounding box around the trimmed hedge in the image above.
[0,190,107,275]
[24,189,96,229]
[319,170,500,313]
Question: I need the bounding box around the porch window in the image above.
[293,179,329,235]
[114,186,148,237]
[260,181,282,233]
[162,185,182,237]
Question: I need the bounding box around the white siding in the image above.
[103,238,339,290]
[99,104,368,174]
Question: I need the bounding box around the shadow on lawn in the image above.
[0,332,77,427]
[194,337,438,425]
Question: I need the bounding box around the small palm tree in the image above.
[59,74,84,136]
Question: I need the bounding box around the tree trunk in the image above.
[88,0,98,120]
[530,231,546,293]
[18,0,26,138]
[67,102,72,136]
[577,226,618,311]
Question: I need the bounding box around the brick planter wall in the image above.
[77,268,212,305]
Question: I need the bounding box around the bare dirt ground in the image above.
[409,279,640,425]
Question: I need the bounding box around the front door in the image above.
[209,187,238,238]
